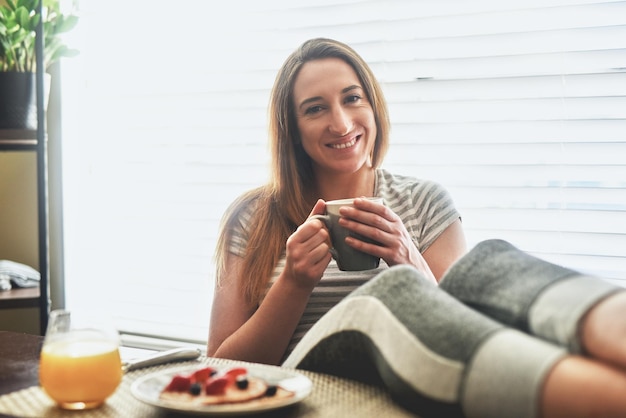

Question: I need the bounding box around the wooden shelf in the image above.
[0,287,40,309]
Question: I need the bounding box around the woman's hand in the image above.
[338,197,437,282]
[209,199,334,365]
[284,199,333,289]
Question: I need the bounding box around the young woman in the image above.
[208,38,626,417]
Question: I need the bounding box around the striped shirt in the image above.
[227,168,461,358]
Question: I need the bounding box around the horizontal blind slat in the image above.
[382,73,626,101]
[390,120,626,143]
[389,97,626,123]
[373,49,626,81]
[386,142,626,164]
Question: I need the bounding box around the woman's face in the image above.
[292,57,377,176]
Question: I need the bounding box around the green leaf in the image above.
[1,0,78,71]
[30,13,40,31]
[15,7,31,29]
[18,0,38,11]
[6,0,18,12]
[55,14,78,34]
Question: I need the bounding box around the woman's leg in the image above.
[439,239,625,364]
[542,355,626,418]
[580,290,626,369]
[283,265,566,418]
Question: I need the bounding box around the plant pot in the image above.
[0,72,48,130]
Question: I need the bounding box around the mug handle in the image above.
[309,214,339,261]
[309,214,330,226]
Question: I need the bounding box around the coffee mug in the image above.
[311,197,383,271]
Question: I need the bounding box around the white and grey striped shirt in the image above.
[228,168,461,358]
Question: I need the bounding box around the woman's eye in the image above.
[305,105,323,115]
[346,95,362,103]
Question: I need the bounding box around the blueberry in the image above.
[265,385,277,397]
[189,383,202,396]
[236,376,249,390]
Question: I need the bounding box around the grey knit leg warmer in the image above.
[283,265,565,418]
[439,239,621,354]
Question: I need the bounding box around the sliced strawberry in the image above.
[165,374,192,392]
[191,366,216,383]
[205,376,229,395]
[223,367,248,384]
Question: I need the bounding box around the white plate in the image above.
[130,364,312,416]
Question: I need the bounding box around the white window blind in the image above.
[61,0,626,347]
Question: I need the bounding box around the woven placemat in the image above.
[0,357,417,418]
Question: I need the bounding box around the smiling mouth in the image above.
[329,136,359,149]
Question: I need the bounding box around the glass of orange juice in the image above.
[39,309,123,410]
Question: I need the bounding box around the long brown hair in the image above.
[214,38,390,303]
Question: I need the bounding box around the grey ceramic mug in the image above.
[310,197,383,271]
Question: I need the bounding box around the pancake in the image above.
[159,366,294,407]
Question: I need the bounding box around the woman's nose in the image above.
[328,106,352,136]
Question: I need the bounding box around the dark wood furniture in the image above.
[0,331,43,396]
[0,130,49,334]
[0,288,40,310]
[0,0,50,334]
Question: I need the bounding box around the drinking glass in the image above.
[39,309,123,410]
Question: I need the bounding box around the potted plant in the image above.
[0,0,78,129]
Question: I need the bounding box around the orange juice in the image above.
[39,332,122,409]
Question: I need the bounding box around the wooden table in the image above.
[0,331,43,395]
[0,331,44,418]
[0,331,416,418]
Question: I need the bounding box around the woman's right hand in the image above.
[284,199,332,290]
[209,199,332,365]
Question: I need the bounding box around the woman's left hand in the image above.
[338,197,436,282]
